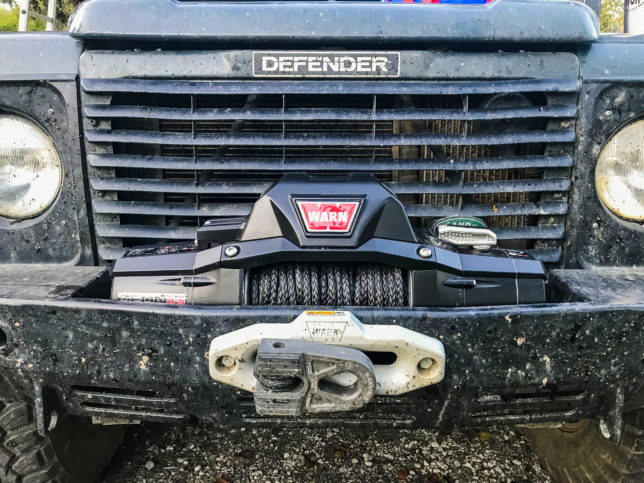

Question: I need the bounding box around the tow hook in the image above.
[254,338,376,416]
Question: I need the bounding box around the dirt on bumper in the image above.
[0,286,641,429]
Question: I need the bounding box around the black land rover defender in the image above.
[0,0,642,481]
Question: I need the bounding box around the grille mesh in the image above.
[81,78,578,264]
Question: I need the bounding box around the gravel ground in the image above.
[101,423,551,482]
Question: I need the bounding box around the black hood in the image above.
[68,0,599,45]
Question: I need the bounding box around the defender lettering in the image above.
[254,52,400,77]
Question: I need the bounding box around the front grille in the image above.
[81,78,578,264]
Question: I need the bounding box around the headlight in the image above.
[0,114,62,220]
[595,119,644,222]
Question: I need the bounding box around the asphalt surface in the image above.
[101,423,551,482]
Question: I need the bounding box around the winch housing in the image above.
[111,173,546,307]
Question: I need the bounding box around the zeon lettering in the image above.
[117,292,187,305]
[262,55,390,74]
[296,200,361,233]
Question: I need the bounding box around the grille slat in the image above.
[94,223,566,242]
[82,75,578,264]
[92,200,253,217]
[387,179,570,195]
[84,104,578,122]
[95,224,198,240]
[88,154,574,171]
[90,177,569,196]
[92,200,567,219]
[86,128,575,147]
[494,225,565,240]
[405,201,568,218]
[81,78,581,95]
[90,177,271,195]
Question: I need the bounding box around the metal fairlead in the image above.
[254,339,376,416]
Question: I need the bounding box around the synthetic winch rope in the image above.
[250,263,408,307]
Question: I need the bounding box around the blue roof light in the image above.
[382,0,494,4]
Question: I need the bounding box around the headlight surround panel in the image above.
[0,82,93,264]
[564,83,644,268]
[0,114,63,220]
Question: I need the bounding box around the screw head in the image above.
[417,247,432,259]
[418,358,434,370]
[220,355,235,368]
[224,246,239,257]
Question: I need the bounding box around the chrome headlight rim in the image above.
[0,110,64,222]
[594,117,644,225]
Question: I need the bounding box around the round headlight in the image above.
[595,119,644,222]
[0,114,63,220]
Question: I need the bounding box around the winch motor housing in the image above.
[111,173,546,308]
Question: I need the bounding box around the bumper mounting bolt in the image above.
[224,246,239,258]
[417,247,432,259]
[220,355,236,368]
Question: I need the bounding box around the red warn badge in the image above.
[295,200,361,233]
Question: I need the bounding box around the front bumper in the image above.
[0,265,642,429]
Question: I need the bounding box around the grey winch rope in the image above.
[250,263,407,307]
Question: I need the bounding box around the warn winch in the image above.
[111,172,544,411]
[111,173,547,308]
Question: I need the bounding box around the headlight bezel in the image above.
[0,110,64,222]
[594,117,644,225]
[0,79,92,265]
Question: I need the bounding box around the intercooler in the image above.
[81,68,578,265]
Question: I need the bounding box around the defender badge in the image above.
[295,200,361,234]
[253,52,400,78]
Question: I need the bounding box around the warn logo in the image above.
[295,200,361,234]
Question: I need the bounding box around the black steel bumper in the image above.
[0,265,642,430]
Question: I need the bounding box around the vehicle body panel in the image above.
[0,0,641,431]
